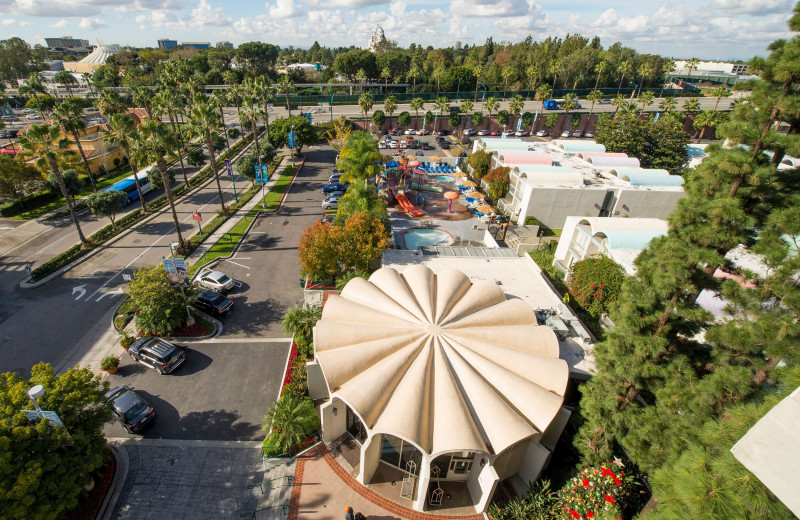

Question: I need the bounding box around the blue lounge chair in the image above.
[465,196,477,204]
[473,210,486,217]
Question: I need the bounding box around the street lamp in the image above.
[27,385,46,420]
[291,124,295,167]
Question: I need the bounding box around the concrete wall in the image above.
[541,407,572,452]
[516,440,551,494]
[319,398,345,442]
[613,189,685,219]
[467,462,499,513]
[306,360,329,400]
[525,188,609,229]
[493,438,535,480]
[359,433,382,485]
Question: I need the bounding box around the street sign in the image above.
[122,268,134,282]
[225,160,232,177]
[163,258,188,287]
[302,113,312,124]
[192,212,202,221]
[256,165,269,184]
[23,410,66,429]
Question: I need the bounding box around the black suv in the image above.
[105,385,155,433]
[193,289,233,316]
[128,336,186,374]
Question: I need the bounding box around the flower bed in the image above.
[170,320,213,337]
[282,342,299,389]
[63,449,116,520]
[557,463,633,520]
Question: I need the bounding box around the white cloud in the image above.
[652,2,688,27]
[49,19,70,28]
[79,17,108,29]
[303,0,388,8]
[450,0,529,18]
[709,0,791,16]
[190,0,232,27]
[268,0,304,19]
[136,11,187,30]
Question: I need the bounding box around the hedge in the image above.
[0,192,57,217]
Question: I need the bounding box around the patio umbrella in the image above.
[476,204,494,214]
[459,180,477,187]
[387,161,399,167]
[452,170,466,177]
[431,155,442,162]
[409,160,421,167]
[467,191,486,199]
[444,191,460,213]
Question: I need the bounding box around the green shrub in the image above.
[100,356,119,370]
[483,166,510,199]
[567,255,626,318]
[468,149,491,181]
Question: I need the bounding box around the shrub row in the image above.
[0,191,57,217]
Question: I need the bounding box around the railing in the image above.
[247,476,294,495]
[262,430,323,461]
[239,504,290,519]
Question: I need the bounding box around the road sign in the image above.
[302,113,312,124]
[192,212,202,221]
[122,268,134,282]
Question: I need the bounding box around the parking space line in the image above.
[224,259,250,269]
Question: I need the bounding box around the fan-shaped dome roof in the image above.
[314,265,569,457]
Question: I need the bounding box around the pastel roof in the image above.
[497,153,553,165]
[314,265,569,457]
[585,156,642,168]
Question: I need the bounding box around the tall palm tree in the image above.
[536,85,552,112]
[659,59,676,98]
[53,71,77,98]
[711,86,732,111]
[187,94,228,215]
[263,395,319,454]
[18,73,48,118]
[53,98,97,191]
[154,87,190,184]
[17,124,88,245]
[410,98,424,129]
[254,76,274,142]
[408,65,421,93]
[683,97,701,114]
[226,83,243,124]
[501,66,514,100]
[381,67,391,94]
[358,93,374,128]
[616,60,633,96]
[549,62,561,91]
[129,86,155,119]
[132,120,186,251]
[96,89,125,118]
[81,72,95,99]
[102,113,148,212]
[593,61,608,91]
[277,76,295,116]
[241,96,264,172]
[587,90,603,115]
[355,68,367,94]
[659,97,678,113]
[508,95,524,128]
[525,64,537,100]
[433,66,446,98]
[612,94,627,116]
[693,110,717,143]
[483,96,499,125]
[211,91,232,156]
[639,91,655,113]
[685,57,700,83]
[473,64,483,102]
[434,97,449,132]
[384,95,397,129]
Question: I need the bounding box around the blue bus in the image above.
[104,171,153,207]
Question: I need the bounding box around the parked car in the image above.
[105,385,155,433]
[329,173,342,183]
[21,108,36,114]
[599,99,612,104]
[440,142,451,150]
[433,130,449,136]
[389,128,402,135]
[421,143,433,150]
[322,182,349,193]
[535,129,550,137]
[476,129,490,136]
[572,129,583,138]
[313,108,326,114]
[193,289,233,316]
[416,129,431,135]
[128,336,186,374]
[197,269,235,293]
[515,130,530,137]
[25,114,42,120]
[489,130,500,136]
[85,107,99,113]
[1,115,18,122]
[584,130,595,138]
[561,130,572,138]
[404,128,416,135]
[323,191,345,202]
[415,151,424,156]
[322,198,339,210]
[463,128,477,136]
[0,129,19,138]
[320,214,335,224]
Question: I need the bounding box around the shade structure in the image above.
[552,141,606,153]
[621,173,684,186]
[431,155,442,162]
[586,156,641,168]
[459,180,477,187]
[452,170,466,177]
[409,160,421,167]
[314,265,569,456]
[609,167,669,177]
[476,204,494,213]
[466,191,486,199]
[497,153,553,166]
[444,191,460,200]
[577,152,629,160]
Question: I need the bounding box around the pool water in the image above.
[437,175,454,182]
[686,145,708,158]
[403,228,453,250]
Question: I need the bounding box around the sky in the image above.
[0,0,794,60]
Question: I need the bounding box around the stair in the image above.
[242,458,297,520]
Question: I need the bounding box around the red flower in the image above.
[570,510,579,519]
[587,513,594,518]
[605,494,615,504]
[582,478,590,487]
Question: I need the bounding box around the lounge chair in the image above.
[465,196,477,204]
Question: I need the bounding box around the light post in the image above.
[27,385,46,420]
[167,242,194,326]
[291,124,295,167]
[225,153,238,203]
[456,78,461,101]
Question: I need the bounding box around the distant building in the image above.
[216,41,234,49]
[366,25,386,52]
[45,36,90,49]
[279,62,325,74]
[674,60,748,75]
[63,44,120,73]
[158,39,178,50]
[181,42,211,49]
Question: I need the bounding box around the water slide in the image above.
[395,191,424,217]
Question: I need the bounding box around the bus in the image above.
[104,171,153,207]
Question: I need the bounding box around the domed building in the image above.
[306,265,571,513]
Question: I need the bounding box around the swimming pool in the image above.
[437,175,454,182]
[402,228,454,250]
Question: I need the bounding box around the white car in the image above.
[404,129,416,135]
[561,130,572,138]
[26,114,42,120]
[463,128,477,136]
[322,198,339,210]
[312,108,326,114]
[416,129,431,135]
[197,269,236,293]
[514,130,530,137]
[21,108,36,114]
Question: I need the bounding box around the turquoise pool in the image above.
[403,228,453,250]
[437,175,454,182]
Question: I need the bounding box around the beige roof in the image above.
[314,265,569,456]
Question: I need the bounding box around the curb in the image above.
[99,442,129,520]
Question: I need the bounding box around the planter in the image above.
[105,366,118,375]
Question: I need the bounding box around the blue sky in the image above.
[0,0,794,60]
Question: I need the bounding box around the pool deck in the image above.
[390,212,488,250]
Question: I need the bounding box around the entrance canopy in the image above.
[314,265,569,457]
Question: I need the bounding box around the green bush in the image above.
[483,166,510,199]
[468,149,491,181]
[566,255,626,318]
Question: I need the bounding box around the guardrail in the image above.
[239,504,289,519]
[247,476,294,495]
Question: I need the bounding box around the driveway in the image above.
[103,339,291,441]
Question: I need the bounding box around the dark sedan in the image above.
[322,182,349,193]
[106,385,155,433]
[193,289,233,316]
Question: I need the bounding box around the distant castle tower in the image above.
[367,25,386,52]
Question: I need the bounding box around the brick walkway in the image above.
[288,445,485,520]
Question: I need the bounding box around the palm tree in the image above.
[612,94,627,116]
[254,76,274,142]
[132,120,186,251]
[410,98,424,129]
[693,110,717,143]
[637,63,654,97]
[525,64,537,100]
[355,68,367,94]
[96,89,125,118]
[129,86,155,119]
[17,124,88,245]
[711,86,732,111]
[593,61,608,91]
[53,70,77,98]
[683,97,701,114]
[501,66,514,100]
[460,99,473,117]
[659,59,676,98]
[408,65,422,93]
[473,64,483,102]
[659,97,678,113]
[53,98,97,191]
[483,97,499,129]
[639,91,655,113]
[562,93,578,114]
[434,97,449,132]
[211,91,232,156]
[358,93,374,128]
[381,67,391,94]
[281,305,322,344]
[384,95,397,129]
[536,85,552,112]
[102,113,148,212]
[616,60,633,96]
[619,100,638,115]
[187,94,228,215]
[18,73,48,118]
[242,96,264,171]
[685,57,700,83]
[586,90,603,115]
[81,72,95,99]
[226,83,243,124]
[277,76,295,116]
[263,395,319,454]
[338,132,382,186]
[153,88,189,184]
[509,95,524,128]
[433,66,446,98]
[549,62,560,91]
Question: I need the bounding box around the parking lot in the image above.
[103,339,291,441]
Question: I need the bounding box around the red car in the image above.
[490,130,500,136]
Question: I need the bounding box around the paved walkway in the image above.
[289,445,485,520]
